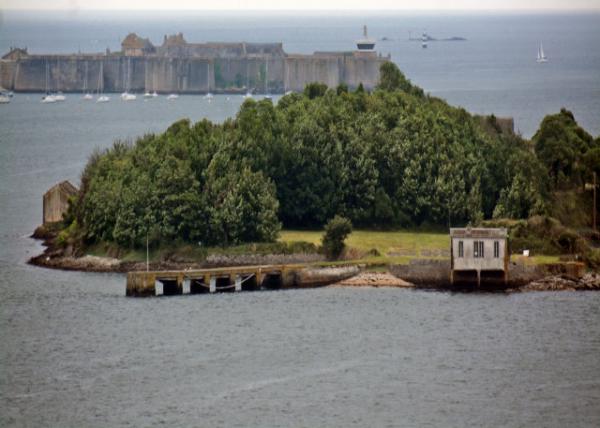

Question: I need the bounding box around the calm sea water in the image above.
[1,11,600,427]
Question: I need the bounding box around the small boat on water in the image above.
[41,94,57,103]
[243,91,253,99]
[54,92,66,102]
[152,91,158,97]
[167,93,179,100]
[121,92,136,101]
[83,93,93,100]
[204,92,214,100]
[97,95,110,103]
[536,42,548,63]
[143,91,153,98]
[0,93,10,104]
[421,32,428,49]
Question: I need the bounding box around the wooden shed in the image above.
[450,228,509,286]
[43,181,78,224]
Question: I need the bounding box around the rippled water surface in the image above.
[1,12,600,427]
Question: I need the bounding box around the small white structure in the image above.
[450,228,509,286]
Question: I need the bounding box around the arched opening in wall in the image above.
[241,274,259,291]
[190,278,210,294]
[216,276,235,293]
[160,279,182,296]
[263,273,283,290]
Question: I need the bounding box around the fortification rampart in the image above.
[1,35,388,94]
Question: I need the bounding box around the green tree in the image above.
[321,215,353,260]
[304,82,328,99]
[533,108,594,189]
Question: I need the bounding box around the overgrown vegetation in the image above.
[60,62,599,259]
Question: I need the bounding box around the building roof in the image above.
[162,33,187,46]
[450,228,508,239]
[2,47,28,60]
[121,33,154,50]
[45,180,78,197]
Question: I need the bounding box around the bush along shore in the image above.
[31,62,599,290]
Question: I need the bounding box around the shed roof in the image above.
[45,180,78,197]
[450,228,507,239]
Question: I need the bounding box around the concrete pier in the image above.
[126,264,360,297]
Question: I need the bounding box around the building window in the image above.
[458,241,464,257]
[494,241,500,258]
[474,241,484,258]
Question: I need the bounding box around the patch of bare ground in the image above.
[329,272,414,288]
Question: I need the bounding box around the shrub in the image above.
[321,215,353,260]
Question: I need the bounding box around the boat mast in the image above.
[45,60,49,94]
[84,61,88,92]
[127,57,131,92]
[265,58,268,94]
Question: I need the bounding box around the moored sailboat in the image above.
[41,61,57,103]
[536,42,548,63]
[204,62,213,100]
[83,61,93,99]
[96,61,110,103]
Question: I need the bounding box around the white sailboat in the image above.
[536,42,548,63]
[53,59,66,101]
[204,62,213,100]
[41,61,57,103]
[121,57,136,101]
[83,61,93,100]
[96,61,110,103]
[143,63,152,98]
[0,93,10,104]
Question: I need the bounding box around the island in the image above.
[29,61,600,293]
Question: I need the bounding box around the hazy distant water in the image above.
[1,11,599,137]
[2,11,600,427]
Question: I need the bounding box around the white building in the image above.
[450,228,509,286]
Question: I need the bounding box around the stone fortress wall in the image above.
[0,31,389,94]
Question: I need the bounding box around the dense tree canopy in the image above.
[65,62,597,249]
[533,108,598,190]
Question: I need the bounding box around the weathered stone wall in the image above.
[0,60,17,89]
[2,53,382,93]
[43,187,71,224]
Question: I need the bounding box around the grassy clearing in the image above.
[280,229,448,256]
